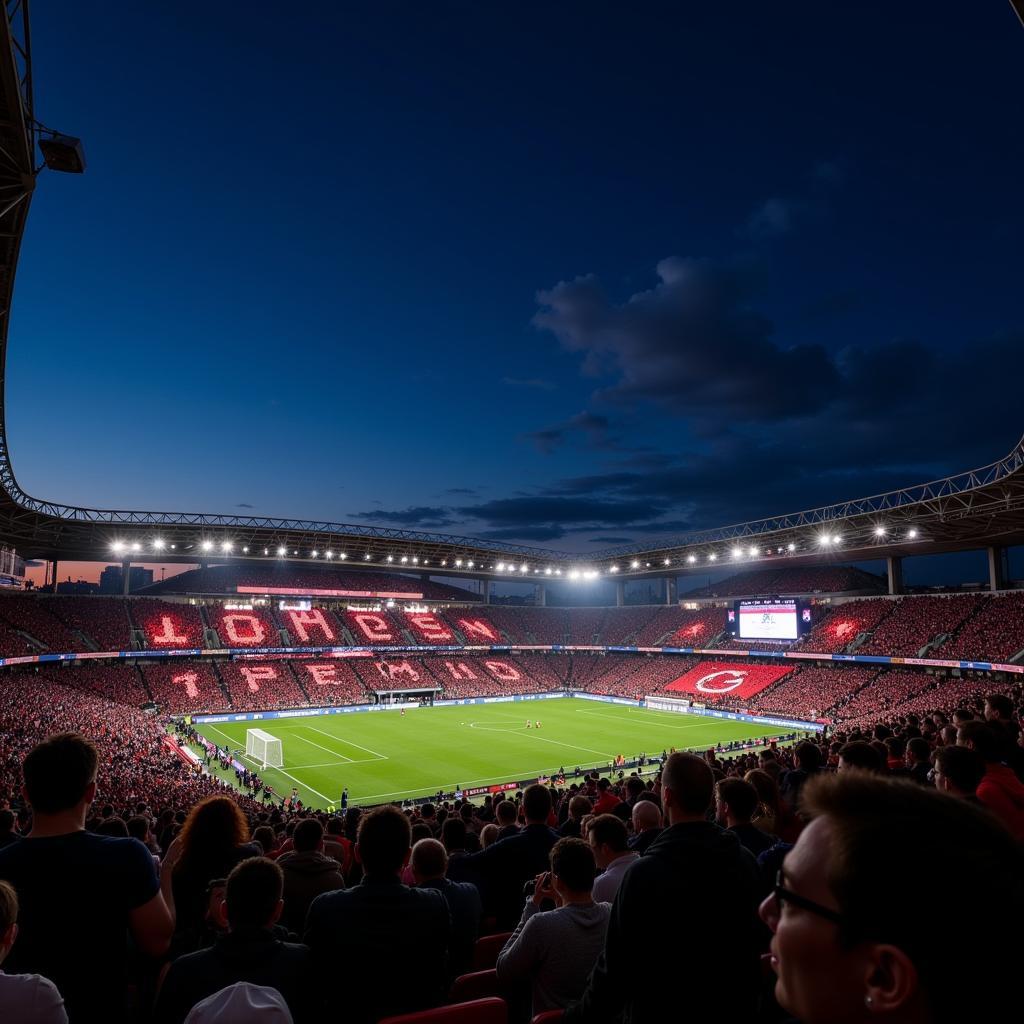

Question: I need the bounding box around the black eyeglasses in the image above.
[773,870,845,926]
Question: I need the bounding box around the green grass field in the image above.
[192,698,806,808]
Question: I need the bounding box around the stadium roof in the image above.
[1,8,1024,585]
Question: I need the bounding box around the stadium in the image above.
[0,7,1021,1024]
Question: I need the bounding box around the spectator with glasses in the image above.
[760,772,1022,1024]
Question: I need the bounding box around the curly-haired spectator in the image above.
[170,796,260,951]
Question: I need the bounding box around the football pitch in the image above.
[192,698,807,809]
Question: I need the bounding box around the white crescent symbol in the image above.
[695,670,747,693]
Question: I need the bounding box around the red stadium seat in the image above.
[450,969,503,1003]
[472,932,514,971]
[531,1012,565,1024]
[378,998,507,1024]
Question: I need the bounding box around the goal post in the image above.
[245,728,283,769]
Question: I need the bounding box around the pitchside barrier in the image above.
[0,641,1017,675]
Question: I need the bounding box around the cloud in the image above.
[527,411,616,454]
[588,536,634,544]
[235,502,255,509]
[444,487,478,495]
[747,197,805,238]
[534,258,842,429]
[502,376,557,391]
[348,506,457,528]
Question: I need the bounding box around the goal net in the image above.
[245,728,284,769]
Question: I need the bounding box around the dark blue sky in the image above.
[8,2,1024,565]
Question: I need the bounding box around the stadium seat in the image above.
[378,997,507,1024]
[450,969,502,1003]
[531,1012,565,1024]
[472,932,514,971]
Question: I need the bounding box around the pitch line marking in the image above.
[193,725,334,806]
[294,728,355,763]
[303,724,389,760]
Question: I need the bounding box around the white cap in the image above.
[184,983,294,1024]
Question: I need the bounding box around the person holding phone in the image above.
[496,838,611,1016]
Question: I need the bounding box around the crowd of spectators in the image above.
[291,660,366,704]
[0,659,1020,1023]
[49,596,134,650]
[142,664,230,714]
[791,597,896,653]
[857,594,984,656]
[207,606,281,648]
[0,596,81,652]
[133,602,207,649]
[936,591,1024,662]
[218,663,309,711]
[748,666,877,719]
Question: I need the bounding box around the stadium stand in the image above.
[791,598,895,653]
[138,564,479,602]
[48,595,134,650]
[342,608,405,645]
[50,663,152,705]
[935,591,1024,663]
[133,599,206,649]
[292,659,367,704]
[0,616,35,657]
[283,606,345,645]
[207,605,282,648]
[857,595,984,656]
[218,661,310,710]
[681,565,886,598]
[0,594,80,651]
[747,666,877,719]
[141,662,229,713]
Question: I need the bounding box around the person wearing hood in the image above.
[496,837,611,1017]
[154,857,311,1024]
[276,820,345,933]
[565,752,762,1024]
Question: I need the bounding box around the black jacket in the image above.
[154,927,312,1024]
[566,821,762,1024]
[304,876,451,1024]
[464,823,561,929]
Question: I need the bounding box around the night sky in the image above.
[8,3,1024,587]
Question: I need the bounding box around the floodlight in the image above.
[326,551,333,559]
[519,563,528,573]
[412,557,419,564]
[455,559,463,567]
[340,553,348,560]
[631,560,639,569]
[609,565,618,573]
[311,550,319,558]
[874,526,887,537]
[153,539,165,550]
[131,542,141,552]
[748,546,758,557]
[277,547,286,556]
[787,543,795,552]
[687,554,696,563]
[39,134,86,173]
[242,546,249,554]
[387,555,394,562]
[400,556,407,563]
[111,541,125,553]
[732,547,743,559]
[569,570,580,580]
[908,529,918,539]
[663,558,671,565]
[222,542,233,552]
[818,535,832,546]
[364,553,372,560]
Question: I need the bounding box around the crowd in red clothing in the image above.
[133,601,206,649]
